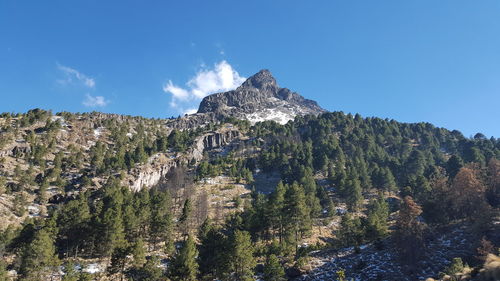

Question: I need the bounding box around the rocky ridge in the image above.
[196,69,326,124]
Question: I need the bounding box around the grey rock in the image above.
[197,69,326,124]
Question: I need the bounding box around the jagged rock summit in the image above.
[197,69,326,124]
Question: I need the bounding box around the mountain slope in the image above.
[0,70,499,281]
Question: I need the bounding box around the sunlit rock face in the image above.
[197,69,326,124]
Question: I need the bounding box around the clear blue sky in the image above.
[1,1,499,137]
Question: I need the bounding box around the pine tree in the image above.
[364,195,389,240]
[57,193,91,257]
[198,221,230,279]
[178,198,192,237]
[108,246,129,281]
[135,188,151,237]
[170,235,199,281]
[346,177,363,211]
[98,180,126,257]
[62,261,79,281]
[446,155,463,179]
[122,194,139,242]
[381,167,397,193]
[263,254,285,281]
[131,238,146,267]
[230,230,256,281]
[37,178,49,205]
[443,257,464,275]
[138,256,164,281]
[267,181,285,242]
[149,188,173,251]
[406,150,426,177]
[300,169,322,217]
[19,228,59,280]
[283,182,310,256]
[337,213,363,247]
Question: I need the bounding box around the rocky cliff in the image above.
[197,69,326,124]
[127,128,241,191]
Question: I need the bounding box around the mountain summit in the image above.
[197,69,325,124]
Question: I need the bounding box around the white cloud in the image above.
[57,64,95,88]
[163,60,245,113]
[163,81,190,101]
[82,94,109,107]
[183,108,198,115]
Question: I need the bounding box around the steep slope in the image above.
[197,69,326,124]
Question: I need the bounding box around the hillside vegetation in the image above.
[0,109,499,281]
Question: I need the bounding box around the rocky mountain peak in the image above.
[196,69,326,124]
[240,69,277,90]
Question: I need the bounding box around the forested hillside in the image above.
[0,106,499,281]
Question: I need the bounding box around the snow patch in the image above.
[93,127,104,138]
[245,109,295,125]
[82,263,104,274]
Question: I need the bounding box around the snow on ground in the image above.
[245,109,295,125]
[298,224,476,281]
[51,116,68,126]
[93,127,104,138]
[27,205,40,216]
[82,263,105,274]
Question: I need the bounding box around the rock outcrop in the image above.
[197,69,326,124]
[127,153,181,192]
[202,130,240,149]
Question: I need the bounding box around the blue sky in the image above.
[1,1,499,137]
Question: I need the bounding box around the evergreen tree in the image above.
[149,189,173,251]
[135,188,151,237]
[57,193,91,257]
[345,177,363,211]
[198,221,230,279]
[178,198,192,237]
[263,254,285,281]
[98,180,126,257]
[62,261,79,281]
[446,155,463,179]
[283,182,310,256]
[230,230,256,281]
[137,256,164,281]
[267,181,285,242]
[131,238,146,267]
[381,167,397,193]
[301,170,322,217]
[108,246,129,280]
[364,195,389,240]
[337,213,363,247]
[19,228,59,280]
[170,235,199,281]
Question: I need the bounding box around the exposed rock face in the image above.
[127,153,181,192]
[197,69,326,124]
[128,130,241,191]
[203,130,240,149]
[167,112,219,130]
[191,128,241,161]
